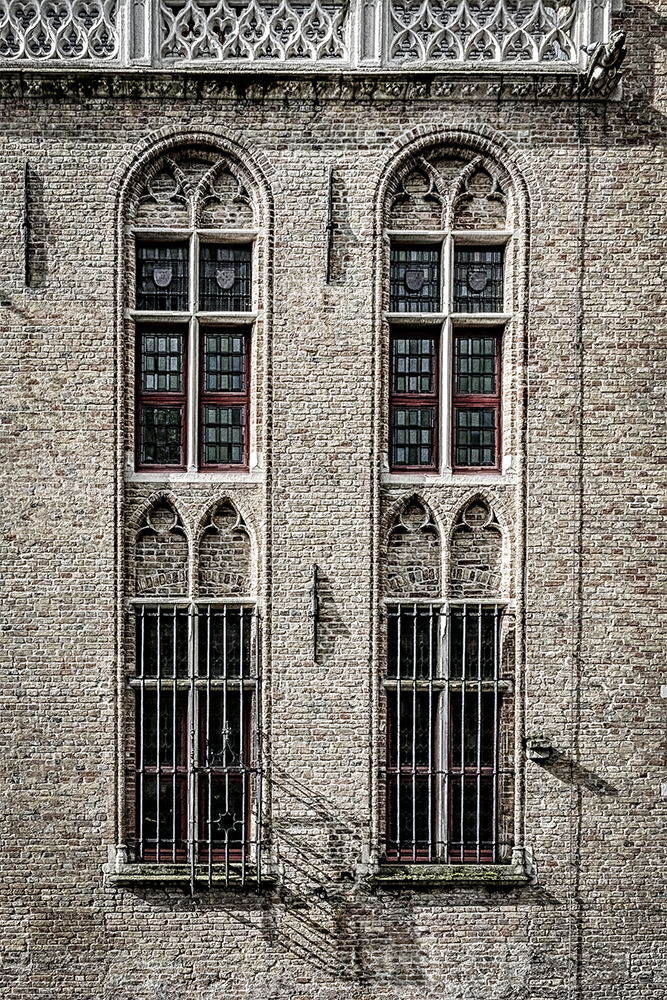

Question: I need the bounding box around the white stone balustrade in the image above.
[0,0,612,67]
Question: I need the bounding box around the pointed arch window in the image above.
[129,153,260,474]
[125,499,263,886]
[383,499,514,864]
[385,150,516,475]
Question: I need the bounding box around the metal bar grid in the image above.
[131,602,261,887]
[384,602,512,864]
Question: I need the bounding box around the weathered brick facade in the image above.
[1,1,666,993]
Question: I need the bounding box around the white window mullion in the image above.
[187,234,199,472]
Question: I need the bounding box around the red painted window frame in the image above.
[451,328,502,475]
[199,326,251,472]
[389,327,440,474]
[135,325,188,473]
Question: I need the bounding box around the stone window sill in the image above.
[366,864,530,887]
[104,862,277,888]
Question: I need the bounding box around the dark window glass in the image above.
[204,333,247,392]
[201,405,246,466]
[453,247,504,313]
[450,606,498,680]
[141,333,184,393]
[450,692,496,769]
[387,606,439,679]
[136,243,188,312]
[393,337,436,394]
[200,245,252,312]
[140,406,184,466]
[455,336,497,395]
[197,606,253,678]
[455,408,496,467]
[390,246,440,312]
[392,407,435,467]
[135,606,189,678]
[450,776,495,857]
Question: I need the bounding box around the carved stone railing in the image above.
[0,0,119,59]
[0,0,616,70]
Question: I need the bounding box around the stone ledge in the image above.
[366,864,530,887]
[0,69,618,103]
[104,862,277,888]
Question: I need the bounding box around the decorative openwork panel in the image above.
[384,602,512,864]
[0,0,119,60]
[388,0,578,64]
[160,0,349,62]
[200,245,252,313]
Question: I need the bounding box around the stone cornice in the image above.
[0,67,622,102]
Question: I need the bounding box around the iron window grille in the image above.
[383,603,513,864]
[129,602,262,886]
[133,238,255,473]
[386,233,508,474]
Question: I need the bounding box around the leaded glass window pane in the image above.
[390,247,440,313]
[455,408,496,467]
[136,606,189,678]
[136,243,188,312]
[392,407,435,467]
[455,337,497,395]
[141,333,184,393]
[197,606,253,678]
[453,248,504,313]
[140,406,183,465]
[393,338,436,394]
[202,405,246,465]
[200,245,252,312]
[204,333,246,392]
[449,607,498,680]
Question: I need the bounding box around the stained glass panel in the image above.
[136,243,188,312]
[200,245,252,312]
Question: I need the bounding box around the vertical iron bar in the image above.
[172,606,177,863]
[23,162,30,288]
[156,608,162,861]
[240,607,246,886]
[411,606,417,861]
[221,604,229,886]
[459,605,466,863]
[443,605,450,863]
[492,605,499,863]
[311,564,319,664]
[396,608,402,860]
[427,605,434,863]
[255,612,262,891]
[207,605,212,888]
[188,603,196,895]
[138,607,146,862]
[325,166,334,284]
[476,604,482,864]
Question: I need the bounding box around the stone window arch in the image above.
[122,140,271,478]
